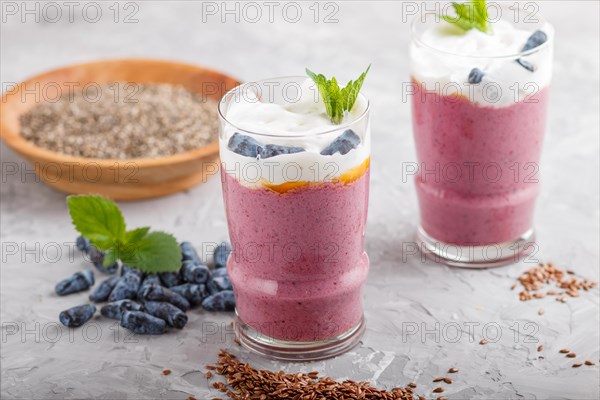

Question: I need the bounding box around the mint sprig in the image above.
[306,65,370,124]
[441,0,491,33]
[67,195,181,273]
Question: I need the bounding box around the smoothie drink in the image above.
[410,12,553,266]
[218,77,370,359]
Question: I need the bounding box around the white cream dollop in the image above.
[411,20,554,106]
[220,79,370,187]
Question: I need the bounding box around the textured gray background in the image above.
[1,1,599,399]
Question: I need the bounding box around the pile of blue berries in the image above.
[228,129,361,158]
[56,237,234,334]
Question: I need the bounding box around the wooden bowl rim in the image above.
[0,58,240,167]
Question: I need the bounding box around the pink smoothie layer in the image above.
[412,81,549,245]
[222,169,370,342]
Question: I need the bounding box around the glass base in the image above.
[416,226,536,268]
[234,312,365,361]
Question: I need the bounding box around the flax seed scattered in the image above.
[207,350,421,399]
[206,371,213,379]
[585,360,595,366]
[479,339,488,345]
[559,349,570,354]
[437,397,448,400]
[408,383,417,388]
[442,377,453,384]
[537,345,543,352]
[20,83,219,159]
[516,262,597,302]
[572,363,583,368]
[433,377,444,383]
[162,369,171,376]
[433,387,444,393]
[566,353,576,358]
[187,397,197,400]
[448,368,458,373]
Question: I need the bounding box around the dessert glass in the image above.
[410,8,554,267]
[218,77,371,360]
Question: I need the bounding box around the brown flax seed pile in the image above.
[516,262,596,302]
[207,350,421,400]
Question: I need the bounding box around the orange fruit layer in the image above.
[263,157,370,194]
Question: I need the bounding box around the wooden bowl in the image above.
[0,59,240,200]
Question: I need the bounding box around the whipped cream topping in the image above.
[411,19,554,106]
[220,79,370,187]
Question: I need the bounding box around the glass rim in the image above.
[410,3,553,60]
[218,76,370,138]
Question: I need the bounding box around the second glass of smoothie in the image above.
[218,77,370,360]
[410,8,554,267]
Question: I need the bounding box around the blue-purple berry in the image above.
[109,269,142,301]
[143,301,188,329]
[320,129,361,156]
[139,284,190,312]
[181,260,210,284]
[212,275,233,291]
[59,304,96,327]
[260,144,305,159]
[170,283,208,306]
[88,247,118,274]
[468,68,485,84]
[211,268,228,278]
[120,311,166,335]
[76,236,91,253]
[213,242,232,269]
[100,299,143,320]
[180,241,202,264]
[206,278,220,295]
[138,274,161,296]
[159,271,182,288]
[516,58,535,72]
[228,132,263,158]
[522,30,548,52]
[89,276,120,302]
[55,270,95,296]
[202,290,235,312]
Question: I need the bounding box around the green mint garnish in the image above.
[306,65,370,124]
[67,195,181,273]
[441,0,491,33]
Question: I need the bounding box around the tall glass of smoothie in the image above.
[410,5,553,267]
[218,77,370,360]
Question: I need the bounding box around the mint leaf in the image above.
[441,0,491,33]
[124,227,150,243]
[66,196,181,273]
[340,65,371,115]
[306,66,370,125]
[67,195,126,250]
[119,231,181,273]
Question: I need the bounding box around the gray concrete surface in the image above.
[1,1,599,399]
